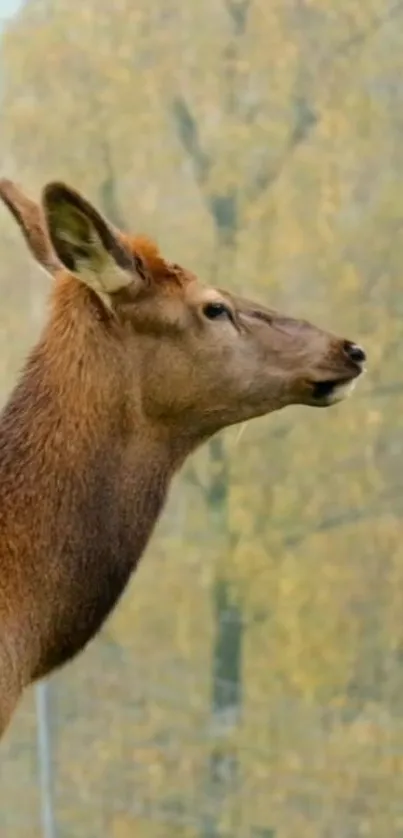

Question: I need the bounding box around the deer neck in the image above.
[0,337,184,678]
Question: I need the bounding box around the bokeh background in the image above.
[1,1,403,836]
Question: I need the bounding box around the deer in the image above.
[0,178,366,737]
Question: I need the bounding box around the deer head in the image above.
[1,179,366,444]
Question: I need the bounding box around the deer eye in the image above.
[203,302,233,322]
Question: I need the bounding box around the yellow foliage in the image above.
[1,0,403,835]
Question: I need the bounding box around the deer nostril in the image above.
[344,341,366,364]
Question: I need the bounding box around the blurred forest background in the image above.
[1,0,403,836]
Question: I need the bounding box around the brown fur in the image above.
[0,179,366,737]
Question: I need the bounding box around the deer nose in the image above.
[343,341,366,365]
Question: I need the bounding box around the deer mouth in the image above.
[311,372,362,406]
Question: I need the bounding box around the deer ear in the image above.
[41,182,148,302]
[0,178,61,277]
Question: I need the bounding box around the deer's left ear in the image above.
[0,178,61,277]
[42,182,149,304]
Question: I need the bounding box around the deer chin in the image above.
[310,374,361,407]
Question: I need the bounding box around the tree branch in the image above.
[184,462,207,493]
[224,0,251,36]
[250,0,403,200]
[248,108,317,200]
[330,0,403,64]
[99,141,127,230]
[171,96,211,185]
[285,488,403,549]
[171,95,238,243]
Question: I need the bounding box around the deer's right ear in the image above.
[42,182,149,304]
[0,178,61,277]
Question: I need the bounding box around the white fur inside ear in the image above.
[76,254,133,300]
[59,227,133,301]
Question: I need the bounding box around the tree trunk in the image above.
[202,436,244,838]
